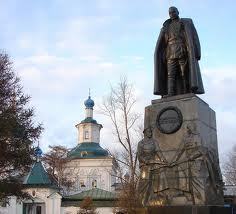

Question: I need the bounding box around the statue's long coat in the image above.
[154,18,205,95]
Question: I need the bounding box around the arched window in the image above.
[81,151,88,157]
[92,179,97,188]
[80,180,86,188]
[84,130,89,139]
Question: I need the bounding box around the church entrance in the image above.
[23,203,45,214]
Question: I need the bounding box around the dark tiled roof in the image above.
[67,142,109,159]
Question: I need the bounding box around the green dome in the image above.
[68,143,109,159]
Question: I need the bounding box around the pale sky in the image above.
[0,0,235,162]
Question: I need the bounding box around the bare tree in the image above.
[223,145,236,185]
[99,77,143,213]
[43,145,74,193]
[77,197,98,214]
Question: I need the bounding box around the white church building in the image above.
[0,95,118,214]
[64,95,117,194]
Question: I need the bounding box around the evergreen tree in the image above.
[0,52,42,200]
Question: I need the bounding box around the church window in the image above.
[80,180,86,187]
[92,179,97,188]
[36,206,41,214]
[84,130,89,139]
[81,151,88,157]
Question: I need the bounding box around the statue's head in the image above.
[143,127,153,138]
[186,122,197,134]
[169,6,179,20]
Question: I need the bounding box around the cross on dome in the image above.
[84,89,95,109]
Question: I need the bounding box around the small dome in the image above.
[84,96,95,108]
[35,146,43,157]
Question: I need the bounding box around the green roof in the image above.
[80,117,100,125]
[63,188,117,200]
[23,161,58,188]
[67,142,109,159]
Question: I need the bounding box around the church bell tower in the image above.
[75,94,103,144]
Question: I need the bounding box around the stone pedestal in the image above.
[142,93,224,206]
[136,206,233,214]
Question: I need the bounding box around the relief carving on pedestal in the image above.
[137,127,168,206]
[137,122,223,206]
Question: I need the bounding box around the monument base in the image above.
[136,206,233,214]
[141,93,224,205]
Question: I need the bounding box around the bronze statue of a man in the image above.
[154,6,205,96]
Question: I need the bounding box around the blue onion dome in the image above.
[35,146,43,158]
[84,96,95,108]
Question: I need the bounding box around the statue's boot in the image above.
[182,77,187,94]
[167,77,175,96]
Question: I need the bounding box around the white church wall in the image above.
[64,158,115,194]
[0,207,8,214]
[46,197,61,214]
[91,124,101,143]
[61,206,113,214]
[77,123,101,144]
[78,124,90,143]
[61,206,78,214]
[23,188,61,214]
[0,188,62,214]
[85,108,93,118]
[0,196,22,214]
[96,207,114,214]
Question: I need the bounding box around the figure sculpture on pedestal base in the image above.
[137,123,223,206]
